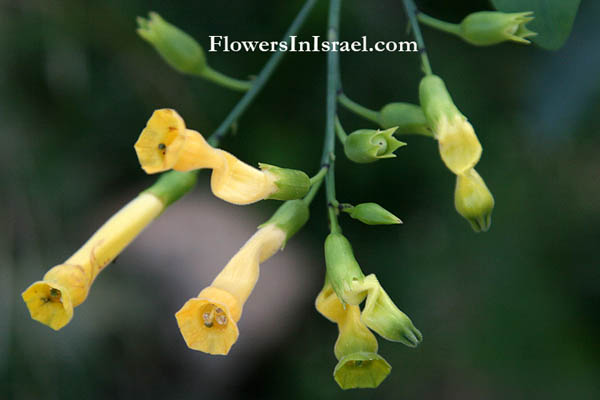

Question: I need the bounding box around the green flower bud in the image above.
[419,75,482,175]
[354,275,423,347]
[455,169,494,232]
[259,163,311,201]
[459,11,536,46]
[324,233,366,305]
[378,103,432,136]
[334,352,392,390]
[259,199,309,245]
[343,128,405,164]
[137,12,207,75]
[343,203,402,225]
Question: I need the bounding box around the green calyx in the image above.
[378,103,432,137]
[137,12,207,75]
[419,74,463,133]
[333,352,392,390]
[343,203,402,225]
[259,199,309,245]
[324,233,365,305]
[143,170,197,207]
[459,11,537,46]
[454,169,494,233]
[358,276,423,347]
[259,163,311,201]
[343,128,405,164]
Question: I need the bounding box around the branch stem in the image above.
[208,0,320,147]
[322,0,342,233]
[199,66,252,92]
[337,93,379,124]
[402,0,433,75]
[417,13,461,37]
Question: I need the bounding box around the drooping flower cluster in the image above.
[20,2,543,392]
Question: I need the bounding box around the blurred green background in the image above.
[1,0,599,399]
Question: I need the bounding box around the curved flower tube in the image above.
[175,224,286,355]
[134,109,310,205]
[22,193,165,330]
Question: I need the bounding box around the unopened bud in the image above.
[137,12,207,75]
[454,169,494,232]
[324,233,366,305]
[343,128,405,164]
[460,11,536,46]
[258,163,311,201]
[343,203,402,225]
[378,103,432,136]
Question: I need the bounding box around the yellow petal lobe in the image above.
[134,109,187,174]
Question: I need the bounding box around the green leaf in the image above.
[491,0,580,50]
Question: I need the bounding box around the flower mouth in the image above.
[175,287,241,355]
[22,281,74,331]
[134,109,187,174]
[334,352,391,389]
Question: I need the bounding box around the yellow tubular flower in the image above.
[175,224,286,355]
[316,283,391,390]
[435,115,482,175]
[134,109,310,205]
[419,75,482,175]
[22,193,164,331]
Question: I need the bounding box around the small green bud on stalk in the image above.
[259,163,311,201]
[419,74,482,175]
[343,203,402,225]
[137,12,207,75]
[459,11,536,46]
[343,128,405,164]
[455,169,494,232]
[378,103,432,136]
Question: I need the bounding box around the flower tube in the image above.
[176,199,309,354]
[22,171,196,330]
[316,282,392,389]
[419,74,482,175]
[134,109,310,205]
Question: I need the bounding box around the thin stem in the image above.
[199,66,252,92]
[309,167,328,186]
[304,167,327,205]
[417,13,461,37]
[208,0,319,147]
[322,0,342,233]
[402,0,433,75]
[334,116,348,144]
[337,93,379,124]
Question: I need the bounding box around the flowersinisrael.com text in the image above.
[209,35,417,53]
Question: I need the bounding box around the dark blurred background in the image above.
[1,0,599,399]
